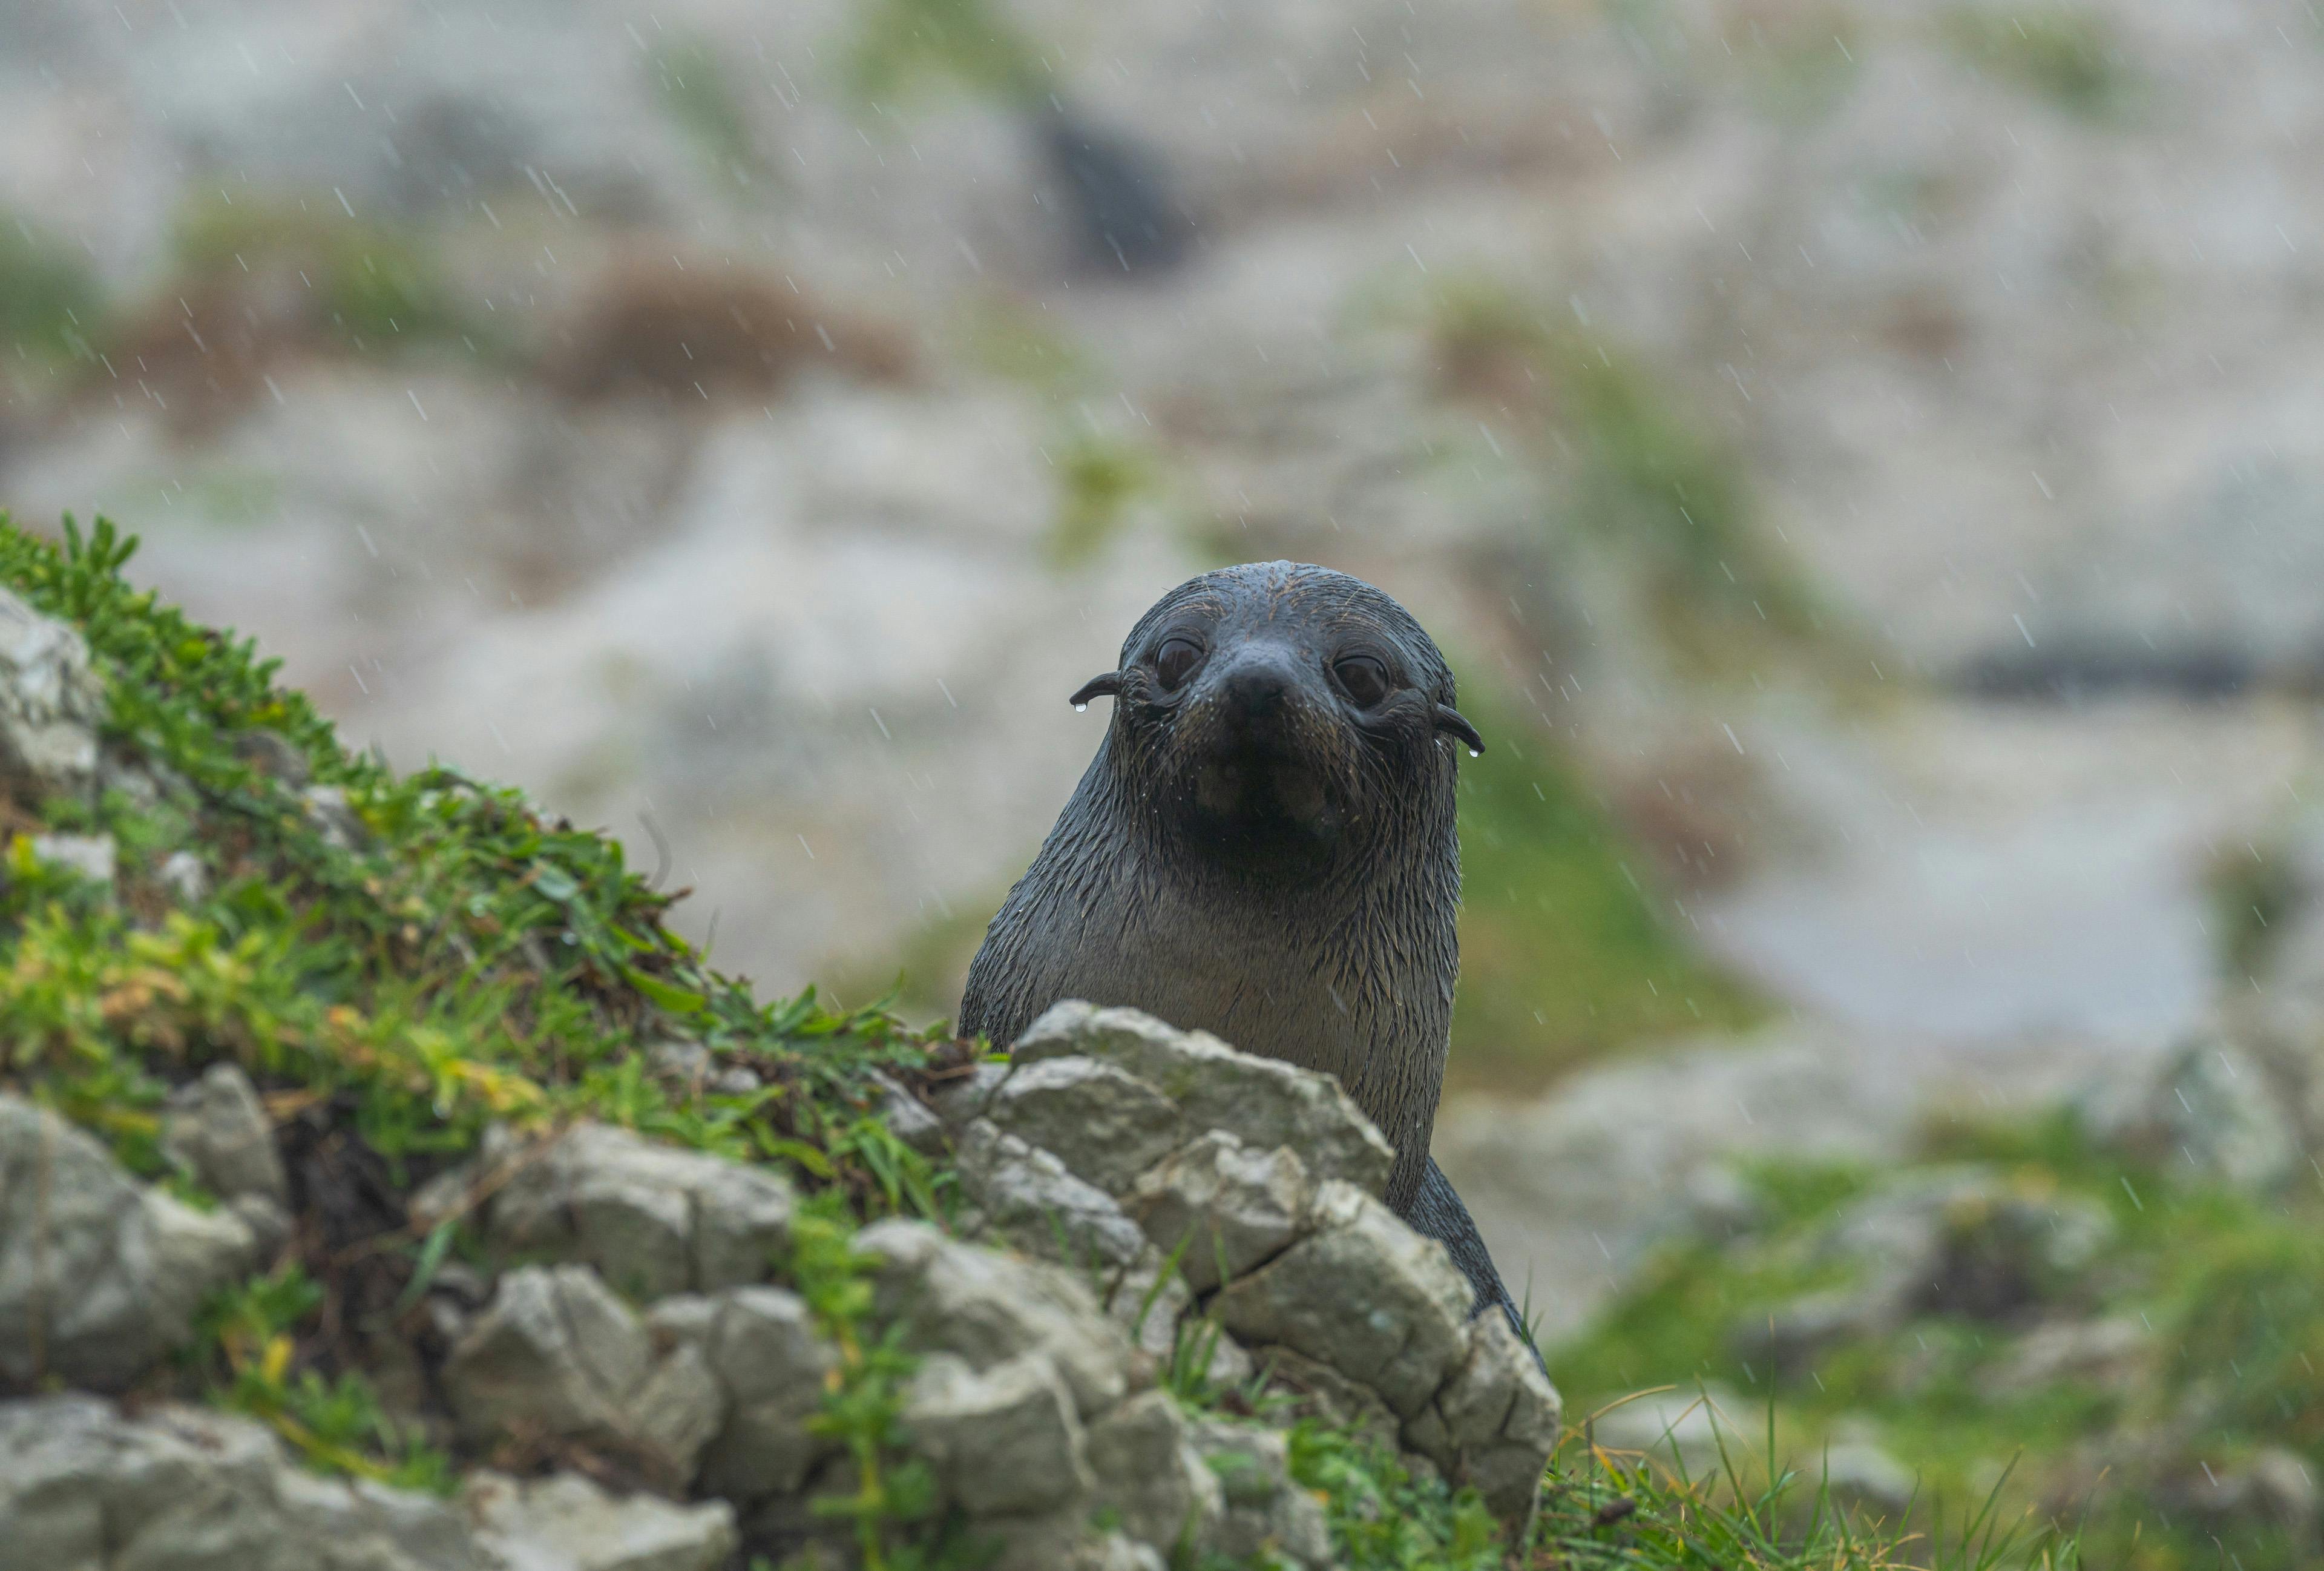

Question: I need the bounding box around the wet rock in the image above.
[1253,1344,1403,1451]
[1820,1439,1919,1519]
[27,832,113,884]
[300,783,371,852]
[868,1069,948,1155]
[444,1264,721,1483]
[157,848,210,902]
[0,1093,257,1390]
[0,1395,482,1571]
[0,586,102,812]
[1741,1167,2114,1374]
[1103,1256,1195,1366]
[1013,1004,1395,1197]
[2085,1032,2301,1190]
[1211,1179,1471,1418]
[1586,1386,1745,1480]
[695,1286,835,1506]
[162,1061,289,1205]
[903,1351,1094,1518]
[962,1515,1168,1571]
[1085,1389,1226,1554]
[1984,1316,2149,1395]
[855,1219,1135,1420]
[232,728,312,786]
[445,1263,654,1442]
[1125,1130,1313,1294]
[956,1118,1149,1269]
[1186,1417,1333,1569]
[2153,1446,2320,1545]
[471,1121,796,1299]
[467,1470,740,1571]
[983,1055,1186,1195]
[925,1061,1011,1125]
[1400,1312,1562,1526]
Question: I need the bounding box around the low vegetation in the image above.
[1554,1108,2320,1569]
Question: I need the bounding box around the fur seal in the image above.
[960,560,1525,1334]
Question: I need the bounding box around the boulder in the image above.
[1586,1386,1750,1482]
[983,1056,1186,1195]
[1399,1312,1562,1526]
[1186,1417,1333,1569]
[855,1219,1134,1420]
[1085,1389,1226,1555]
[27,832,113,884]
[162,1061,290,1206]
[467,1471,739,1571]
[0,1093,258,1390]
[467,1121,796,1299]
[955,1118,1150,1270]
[442,1264,722,1484]
[1012,1003,1395,1196]
[0,587,102,812]
[0,1395,482,1571]
[1211,1179,1471,1418]
[694,1286,835,1506]
[1738,1166,2115,1374]
[2084,1032,2302,1190]
[1124,1130,1313,1293]
[902,1351,1094,1518]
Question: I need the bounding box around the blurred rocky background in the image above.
[10,0,2324,1556]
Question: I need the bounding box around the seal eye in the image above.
[1155,637,1203,692]
[1334,656,1391,708]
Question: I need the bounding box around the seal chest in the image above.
[960,560,1521,1326]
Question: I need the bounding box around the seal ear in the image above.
[1069,671,1124,708]
[1433,703,1484,755]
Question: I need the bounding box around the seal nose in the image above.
[1215,648,1300,725]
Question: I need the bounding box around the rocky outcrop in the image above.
[916,1001,1563,1531]
[0,1092,260,1391]
[0,1395,739,1571]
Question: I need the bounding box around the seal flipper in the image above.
[1404,1157,1544,1369]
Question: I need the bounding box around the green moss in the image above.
[1046,432,1151,567]
[1451,679,1765,1089]
[1940,7,2138,119]
[166,191,479,350]
[0,211,104,366]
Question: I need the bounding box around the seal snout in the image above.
[1210,645,1308,730]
